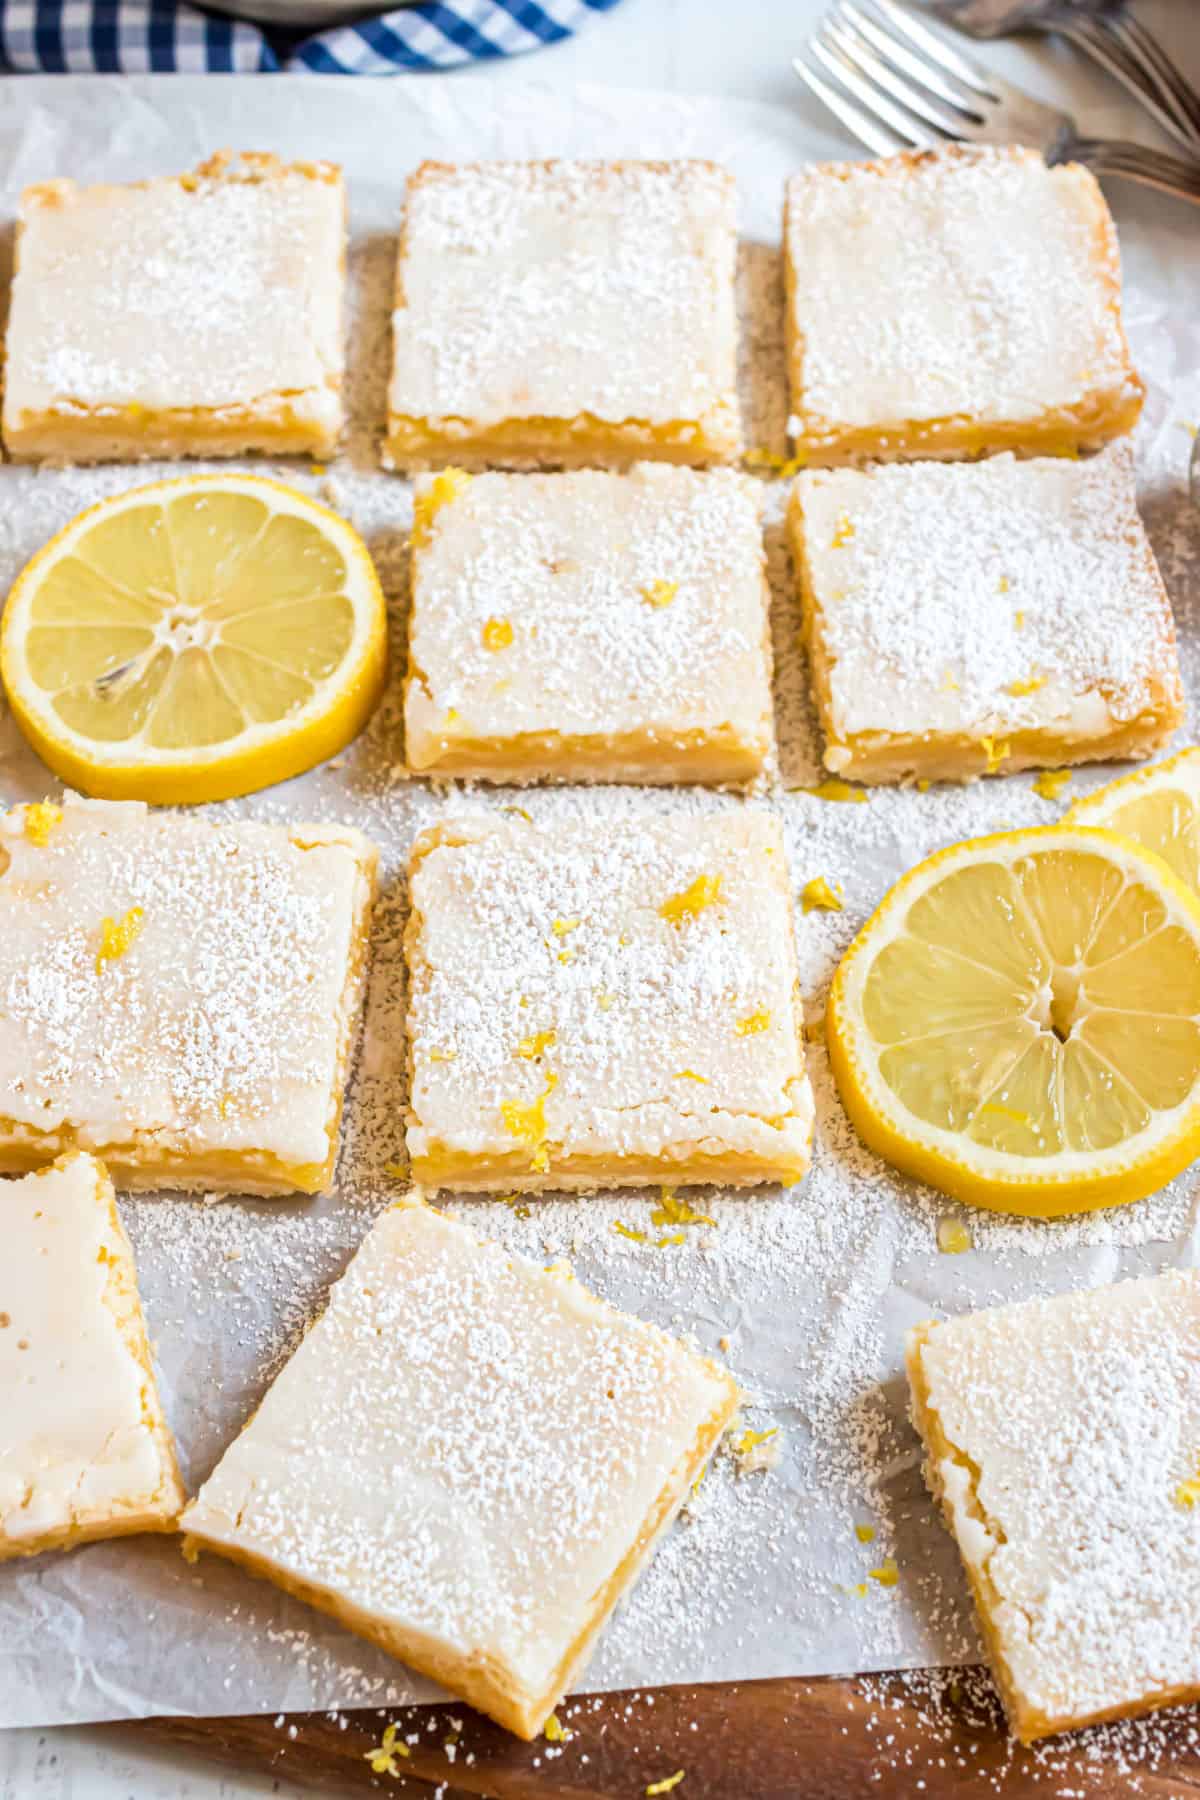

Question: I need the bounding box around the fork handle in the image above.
[1060,136,1200,206]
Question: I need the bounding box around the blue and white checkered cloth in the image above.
[0,0,621,73]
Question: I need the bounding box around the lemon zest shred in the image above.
[551,917,580,938]
[831,512,855,548]
[543,1713,572,1743]
[807,778,867,804]
[656,1232,687,1248]
[916,779,931,793]
[937,1218,973,1255]
[846,1582,869,1598]
[613,1221,646,1244]
[940,669,959,693]
[428,1047,457,1064]
[517,1029,557,1060]
[646,1774,686,1796]
[652,1187,715,1229]
[736,1009,771,1037]
[641,579,678,609]
[998,575,1011,595]
[497,1192,532,1219]
[659,873,723,925]
[500,1072,557,1171]
[674,1068,709,1082]
[869,1557,900,1587]
[734,1426,777,1455]
[411,469,471,548]
[743,447,806,478]
[482,616,514,651]
[1014,609,1026,629]
[95,906,144,975]
[502,804,532,823]
[980,736,1010,774]
[1006,674,1046,697]
[801,875,843,914]
[1175,1477,1200,1508]
[22,801,62,846]
[1033,768,1072,802]
[855,1523,876,1543]
[364,1723,410,1775]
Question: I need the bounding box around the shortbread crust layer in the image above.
[385,159,742,472]
[784,144,1142,467]
[1,1151,184,1560]
[0,798,377,1194]
[908,1270,1200,1742]
[789,443,1182,784]
[405,465,775,784]
[181,1198,738,1737]
[3,151,346,464]
[404,811,813,1193]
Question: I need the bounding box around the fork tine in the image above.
[792,54,907,157]
[809,33,936,150]
[871,0,994,97]
[827,11,977,138]
[840,0,990,112]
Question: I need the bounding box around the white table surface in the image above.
[1,1,1194,1792]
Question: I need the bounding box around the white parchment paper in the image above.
[0,74,1198,1731]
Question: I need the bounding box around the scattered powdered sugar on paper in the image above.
[0,76,1198,1751]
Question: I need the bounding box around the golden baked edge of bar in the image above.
[382,407,743,474]
[0,1153,185,1562]
[408,1141,814,1196]
[3,395,343,465]
[0,833,378,1197]
[180,1222,739,1738]
[905,1321,1200,1743]
[403,721,771,787]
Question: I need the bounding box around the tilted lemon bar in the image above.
[405,810,812,1192]
[1,1152,184,1561]
[181,1197,738,1738]
[3,152,345,463]
[908,1270,1200,1742]
[788,442,1182,785]
[405,465,774,784]
[784,144,1142,466]
[0,798,377,1194]
[384,159,741,472]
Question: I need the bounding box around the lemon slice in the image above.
[0,474,387,804]
[827,825,1200,1218]
[1066,748,1200,894]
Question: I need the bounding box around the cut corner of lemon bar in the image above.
[827,823,1200,1219]
[1065,746,1200,895]
[0,473,388,805]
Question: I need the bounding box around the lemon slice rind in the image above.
[827,824,1200,1219]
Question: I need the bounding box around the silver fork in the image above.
[925,0,1200,153]
[794,0,1200,203]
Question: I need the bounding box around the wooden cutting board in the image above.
[112,1670,1200,1797]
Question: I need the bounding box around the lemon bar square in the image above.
[404,810,812,1193]
[1,1151,184,1561]
[784,144,1143,466]
[384,159,741,472]
[181,1196,738,1738]
[788,442,1182,785]
[0,797,377,1194]
[907,1269,1200,1743]
[3,152,345,464]
[405,464,774,784]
